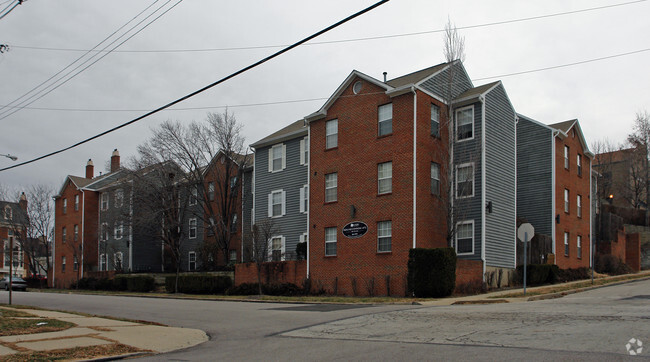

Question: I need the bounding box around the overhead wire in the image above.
[0,0,21,20]
[0,0,390,172]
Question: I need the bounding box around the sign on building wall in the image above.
[342,222,368,238]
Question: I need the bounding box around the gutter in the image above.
[411,86,417,248]
[551,129,560,257]
[479,95,486,280]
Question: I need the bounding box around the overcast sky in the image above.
[0,0,648,195]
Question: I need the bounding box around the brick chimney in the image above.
[19,192,27,211]
[86,159,94,179]
[110,149,120,173]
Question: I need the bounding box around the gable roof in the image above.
[549,119,594,158]
[453,81,501,104]
[385,62,449,88]
[250,119,307,149]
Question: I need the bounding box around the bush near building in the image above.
[165,274,232,294]
[407,248,456,298]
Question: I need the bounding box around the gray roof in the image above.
[548,119,577,134]
[455,81,500,101]
[250,119,307,149]
[385,62,449,88]
[0,200,27,225]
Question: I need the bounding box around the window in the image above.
[188,251,196,271]
[231,214,237,233]
[577,235,582,259]
[378,103,393,136]
[325,173,337,203]
[61,256,66,272]
[73,256,78,271]
[73,225,78,242]
[564,189,570,213]
[577,195,582,218]
[300,136,309,165]
[455,221,474,255]
[431,104,440,137]
[189,186,198,206]
[101,193,108,211]
[3,206,11,220]
[207,217,215,236]
[230,176,238,189]
[325,227,337,256]
[378,161,392,194]
[456,163,474,198]
[208,182,215,201]
[100,254,107,271]
[101,223,109,241]
[431,162,440,195]
[74,195,79,211]
[377,221,392,252]
[189,218,197,239]
[115,222,123,240]
[62,227,67,243]
[564,145,570,169]
[564,232,570,256]
[271,236,283,261]
[456,106,473,140]
[114,252,123,271]
[63,198,67,214]
[268,190,286,217]
[577,154,582,176]
[115,189,124,208]
[299,185,309,213]
[269,144,285,172]
[326,119,338,149]
[229,250,237,262]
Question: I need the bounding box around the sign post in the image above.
[517,223,534,296]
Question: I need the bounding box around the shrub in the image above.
[112,275,129,291]
[516,264,559,286]
[407,248,456,298]
[125,275,155,292]
[226,282,260,296]
[165,274,233,294]
[453,280,486,296]
[594,254,633,275]
[556,267,591,283]
[226,282,305,296]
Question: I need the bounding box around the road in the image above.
[2,279,649,361]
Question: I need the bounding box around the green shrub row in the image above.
[594,254,632,275]
[227,282,305,296]
[165,274,233,294]
[72,275,155,292]
[515,264,559,286]
[407,247,456,298]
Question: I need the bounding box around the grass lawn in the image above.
[0,318,75,337]
[0,344,146,362]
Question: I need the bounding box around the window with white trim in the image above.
[74,195,79,211]
[269,144,286,172]
[229,249,237,262]
[326,119,338,149]
[189,186,198,206]
[231,213,237,233]
[431,162,440,195]
[188,251,196,271]
[564,189,570,213]
[271,236,283,261]
[73,256,79,271]
[378,161,392,194]
[189,218,197,239]
[456,163,474,198]
[577,154,582,176]
[577,194,582,218]
[73,224,78,242]
[456,106,473,141]
[115,189,124,208]
[101,222,109,241]
[564,232,570,256]
[325,227,337,256]
[455,221,474,255]
[114,252,123,271]
[300,136,309,165]
[100,254,107,271]
[114,222,123,240]
[564,145,570,169]
[377,221,392,252]
[378,103,393,136]
[208,182,215,201]
[431,104,440,137]
[101,193,108,211]
[230,176,238,189]
[61,256,66,272]
[63,198,67,214]
[62,226,67,243]
[577,235,582,259]
[268,190,286,217]
[299,185,309,213]
[325,173,337,203]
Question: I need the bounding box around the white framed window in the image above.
[63,198,67,214]
[101,222,109,241]
[61,256,66,272]
[326,119,338,149]
[456,163,474,198]
[100,254,107,271]
[325,227,337,256]
[189,186,198,206]
[189,218,197,239]
[62,226,67,243]
[73,224,79,242]
[300,136,309,165]
[73,256,79,271]
[577,154,582,176]
[378,103,393,136]
[269,143,286,172]
[230,176,238,189]
[325,173,337,203]
[431,162,440,195]
[299,185,309,213]
[431,104,440,137]
[564,232,570,256]
[114,222,123,240]
[268,190,286,218]
[74,195,79,211]
[564,189,570,213]
[101,193,108,211]
[377,220,392,253]
[455,221,474,255]
[270,236,284,261]
[564,145,570,169]
[577,235,582,259]
[577,194,582,218]
[114,252,123,271]
[231,213,237,233]
[456,106,474,141]
[378,162,392,194]
[229,249,237,262]
[208,182,215,201]
[188,251,196,271]
[115,189,124,208]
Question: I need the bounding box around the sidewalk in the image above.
[0,307,208,359]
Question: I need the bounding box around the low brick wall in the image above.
[626,233,641,272]
[235,260,307,287]
[456,259,483,286]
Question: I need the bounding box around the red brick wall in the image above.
[456,259,483,286]
[554,130,591,269]
[625,233,641,272]
[235,260,307,286]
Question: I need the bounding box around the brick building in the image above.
[0,193,29,278]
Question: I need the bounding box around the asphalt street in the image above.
[2,279,649,361]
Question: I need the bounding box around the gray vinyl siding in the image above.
[453,101,483,261]
[421,62,473,101]
[484,85,517,268]
[98,187,133,272]
[516,117,553,239]
[178,198,204,272]
[254,134,308,260]
[242,168,254,261]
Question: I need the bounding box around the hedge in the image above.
[165,274,233,294]
[407,247,456,298]
[72,275,155,292]
[516,264,559,286]
[226,282,304,296]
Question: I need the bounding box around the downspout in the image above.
[51,197,56,287]
[306,124,311,276]
[240,172,245,263]
[551,130,560,257]
[480,95,486,280]
[412,86,417,248]
[129,183,133,270]
[81,190,85,279]
[589,159,593,269]
[514,116,519,268]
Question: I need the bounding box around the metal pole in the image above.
[523,232,527,296]
[9,236,13,305]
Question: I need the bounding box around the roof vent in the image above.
[383,72,387,82]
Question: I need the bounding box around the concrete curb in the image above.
[526,275,650,301]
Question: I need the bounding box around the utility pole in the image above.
[9,235,13,305]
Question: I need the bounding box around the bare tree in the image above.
[627,110,650,212]
[591,138,620,203]
[21,186,54,280]
[246,218,278,295]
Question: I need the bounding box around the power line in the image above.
[0,0,179,121]
[0,0,22,20]
[3,46,648,113]
[0,0,390,172]
[7,0,646,53]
